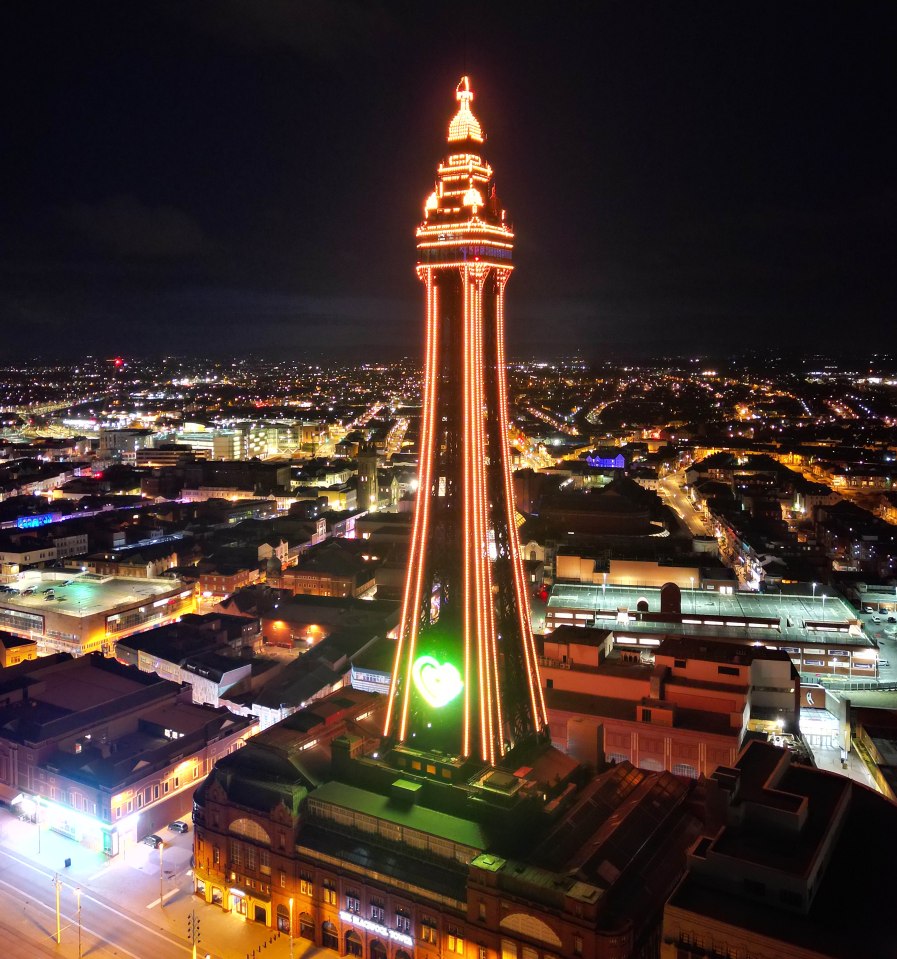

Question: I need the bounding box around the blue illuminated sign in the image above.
[15,513,60,529]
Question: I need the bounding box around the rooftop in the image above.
[1,571,185,619]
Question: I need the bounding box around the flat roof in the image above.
[0,571,183,619]
[549,584,863,645]
[549,583,857,624]
[309,779,488,850]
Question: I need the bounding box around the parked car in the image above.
[888,616,897,624]
[878,660,890,668]
[168,820,189,834]
[872,615,882,624]
[142,834,164,848]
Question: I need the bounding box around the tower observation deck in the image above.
[384,78,549,766]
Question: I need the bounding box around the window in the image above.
[674,659,686,668]
[421,918,438,945]
[323,880,337,905]
[280,871,286,888]
[447,928,464,954]
[718,665,740,676]
[230,840,242,867]
[300,873,314,896]
[259,849,271,876]
[346,891,361,914]
[573,935,583,956]
[396,909,411,933]
[546,679,553,689]
[478,901,486,921]
[371,897,385,923]
[479,947,488,959]
[213,847,220,866]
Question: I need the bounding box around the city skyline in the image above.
[3,3,895,360]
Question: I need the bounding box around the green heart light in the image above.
[411,655,464,709]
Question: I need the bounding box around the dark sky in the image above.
[2,2,895,361]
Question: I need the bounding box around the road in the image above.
[658,473,709,537]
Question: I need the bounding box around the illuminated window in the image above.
[323,879,337,905]
[448,928,465,954]
[421,918,438,945]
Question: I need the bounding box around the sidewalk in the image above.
[811,742,880,792]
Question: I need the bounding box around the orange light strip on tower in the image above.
[494,274,548,729]
[470,269,492,763]
[474,270,500,763]
[392,273,440,741]
[384,274,431,735]
[462,269,474,758]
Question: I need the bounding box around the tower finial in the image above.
[448,75,483,143]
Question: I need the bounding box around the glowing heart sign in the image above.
[412,655,463,709]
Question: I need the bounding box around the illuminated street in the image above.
[0,809,328,959]
[658,472,709,537]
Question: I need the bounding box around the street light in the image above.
[289,896,295,959]
[811,582,816,600]
[689,576,695,613]
[75,886,82,959]
[822,593,827,619]
[52,873,62,944]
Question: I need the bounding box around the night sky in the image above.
[2,2,895,361]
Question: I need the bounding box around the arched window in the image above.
[322,922,339,951]
[639,758,664,772]
[229,817,271,845]
[276,903,290,934]
[370,940,388,959]
[346,930,363,957]
[299,912,315,941]
[499,914,562,948]
[396,951,413,959]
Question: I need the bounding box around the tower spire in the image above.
[448,75,484,143]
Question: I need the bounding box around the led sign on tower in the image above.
[412,655,463,708]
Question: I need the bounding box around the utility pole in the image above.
[52,873,61,944]
[159,841,164,906]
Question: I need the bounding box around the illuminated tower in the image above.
[384,77,548,766]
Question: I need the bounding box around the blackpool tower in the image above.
[383,78,548,766]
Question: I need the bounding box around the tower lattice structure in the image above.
[383,78,548,766]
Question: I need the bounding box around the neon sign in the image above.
[339,911,414,948]
[412,655,463,708]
